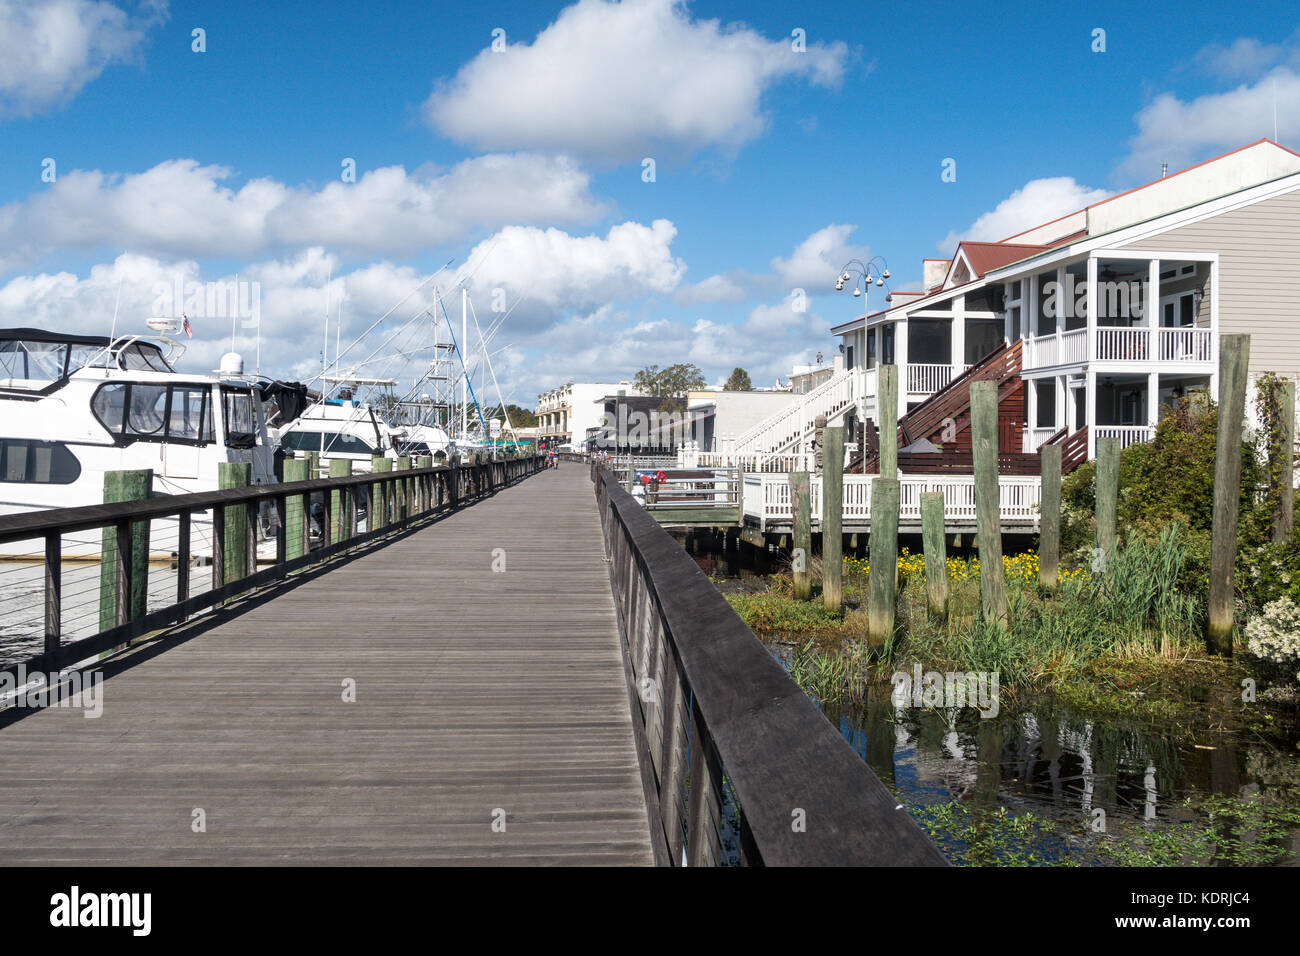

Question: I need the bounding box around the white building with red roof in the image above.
[722,139,1300,472]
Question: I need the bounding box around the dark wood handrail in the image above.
[592,462,947,867]
[1,454,546,682]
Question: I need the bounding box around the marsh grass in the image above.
[730,525,1206,705]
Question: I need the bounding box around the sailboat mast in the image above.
[461,288,468,441]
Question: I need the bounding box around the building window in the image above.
[0,439,82,484]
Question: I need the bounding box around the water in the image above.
[690,535,1300,864]
[806,685,1300,865]
[0,559,214,671]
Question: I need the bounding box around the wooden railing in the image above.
[1024,326,1212,369]
[592,463,946,867]
[745,473,1042,529]
[905,363,957,395]
[898,340,1022,448]
[0,454,545,683]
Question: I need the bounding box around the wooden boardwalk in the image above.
[0,463,655,865]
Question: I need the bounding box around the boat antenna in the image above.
[231,273,239,355]
[109,277,122,346]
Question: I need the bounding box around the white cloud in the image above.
[0,154,606,271]
[1120,66,1300,178]
[770,223,871,291]
[0,251,445,381]
[0,0,166,117]
[457,219,686,328]
[936,177,1110,254]
[423,0,847,161]
[0,215,690,393]
[1192,33,1300,80]
[673,272,747,304]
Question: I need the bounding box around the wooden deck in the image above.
[0,463,655,865]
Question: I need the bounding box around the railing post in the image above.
[98,468,151,633]
[395,456,411,522]
[372,456,392,528]
[177,511,191,616]
[211,504,225,601]
[686,701,723,867]
[274,494,287,566]
[44,532,61,676]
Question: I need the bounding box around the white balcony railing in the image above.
[1026,427,1059,452]
[1095,327,1150,361]
[1158,327,1212,361]
[1094,425,1153,449]
[1024,325,1212,370]
[747,473,1042,529]
[906,363,955,395]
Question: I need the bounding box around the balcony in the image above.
[1024,326,1212,370]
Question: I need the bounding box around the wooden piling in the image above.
[970,380,1007,624]
[878,364,899,476]
[1208,334,1251,655]
[417,455,433,514]
[283,458,309,562]
[1095,436,1120,565]
[330,459,352,544]
[395,456,411,520]
[372,456,392,529]
[218,462,251,585]
[98,469,151,632]
[867,478,900,643]
[790,470,812,601]
[920,491,948,620]
[1039,444,1061,591]
[1275,380,1295,544]
[821,425,844,613]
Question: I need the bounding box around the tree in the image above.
[724,367,753,391]
[634,362,707,397]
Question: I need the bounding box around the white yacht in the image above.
[392,423,456,463]
[0,327,276,558]
[274,396,400,474]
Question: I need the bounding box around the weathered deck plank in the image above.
[0,464,654,865]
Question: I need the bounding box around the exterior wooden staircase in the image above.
[854,340,1029,472]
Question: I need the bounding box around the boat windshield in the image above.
[0,332,175,388]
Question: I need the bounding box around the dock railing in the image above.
[591,461,946,866]
[0,453,545,684]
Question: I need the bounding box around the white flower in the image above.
[1245,597,1300,669]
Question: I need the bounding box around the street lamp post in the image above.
[835,257,893,438]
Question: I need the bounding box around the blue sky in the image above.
[1,0,1298,406]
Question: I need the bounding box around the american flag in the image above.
[182,314,192,339]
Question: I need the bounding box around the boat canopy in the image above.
[0,328,175,388]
